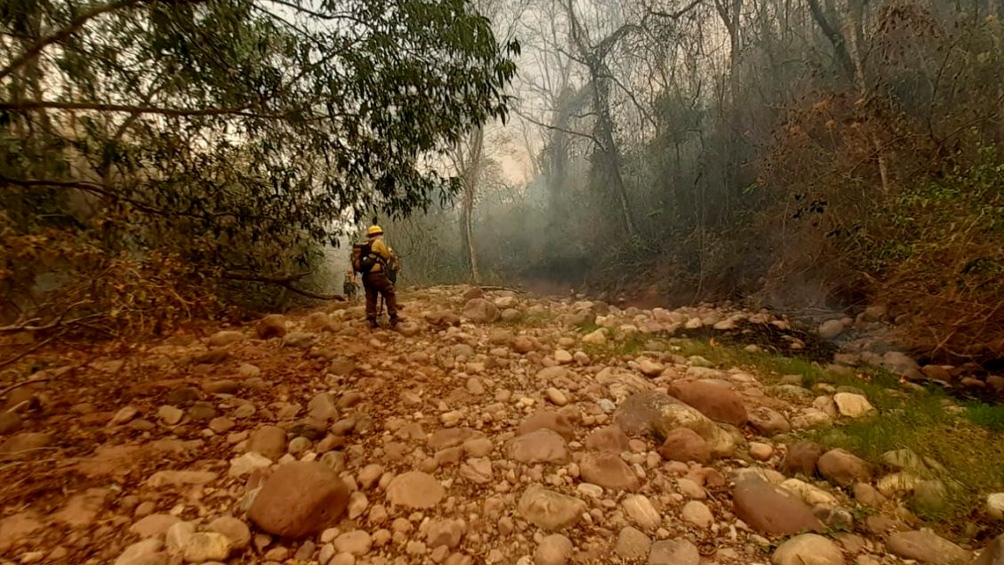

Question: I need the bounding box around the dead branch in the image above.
[0,301,96,333]
[0,335,60,371]
[223,271,346,301]
[0,378,51,398]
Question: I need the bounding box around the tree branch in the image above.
[0,0,148,82]
[0,100,264,117]
[514,108,600,144]
[222,271,346,301]
[648,0,704,20]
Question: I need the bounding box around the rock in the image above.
[973,534,1004,565]
[334,530,372,556]
[207,516,251,550]
[546,388,568,406]
[912,479,949,515]
[517,485,587,531]
[512,336,537,353]
[818,449,871,486]
[426,519,465,549]
[781,441,824,477]
[614,391,734,457]
[621,494,661,530]
[748,406,791,436]
[581,329,607,345]
[772,534,845,565]
[157,405,184,425]
[818,320,846,340]
[0,512,43,553]
[53,487,108,528]
[518,411,574,441]
[781,478,838,506]
[209,417,235,434]
[649,539,700,565]
[881,449,928,473]
[130,514,182,538]
[881,351,924,380]
[166,522,196,554]
[463,287,484,300]
[534,534,573,565]
[615,526,651,560]
[505,429,569,464]
[256,314,287,339]
[657,427,711,464]
[583,426,630,455]
[229,452,272,477]
[462,299,500,323]
[750,442,774,461]
[733,478,823,535]
[987,493,1004,521]
[109,406,139,426]
[886,530,970,565]
[209,330,245,347]
[114,539,167,565]
[386,472,445,509]
[308,393,339,422]
[247,426,287,460]
[247,461,350,539]
[853,483,888,508]
[677,478,706,499]
[183,532,231,562]
[833,393,876,418]
[667,380,748,426]
[637,358,665,377]
[877,472,925,497]
[146,470,217,488]
[680,500,714,528]
[579,451,640,491]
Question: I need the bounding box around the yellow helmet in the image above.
[367,225,383,236]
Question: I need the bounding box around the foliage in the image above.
[0,0,519,330]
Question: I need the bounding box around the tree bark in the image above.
[457,127,484,284]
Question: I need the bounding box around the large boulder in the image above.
[886,530,970,565]
[667,381,748,427]
[974,534,1004,565]
[818,449,871,487]
[732,478,823,535]
[772,534,845,565]
[614,391,735,457]
[247,462,350,539]
[462,299,500,323]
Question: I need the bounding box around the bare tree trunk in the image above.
[588,61,637,238]
[458,127,484,284]
[563,0,637,238]
[844,0,890,193]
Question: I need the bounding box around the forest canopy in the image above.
[0,0,518,328]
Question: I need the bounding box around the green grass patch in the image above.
[494,310,560,329]
[661,337,1004,535]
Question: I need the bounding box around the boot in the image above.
[367,318,379,329]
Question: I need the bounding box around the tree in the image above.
[0,0,519,325]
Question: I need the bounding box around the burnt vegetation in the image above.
[3,0,1004,367]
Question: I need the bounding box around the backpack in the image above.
[386,251,402,283]
[350,240,385,274]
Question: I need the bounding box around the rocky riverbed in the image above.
[0,285,1002,565]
